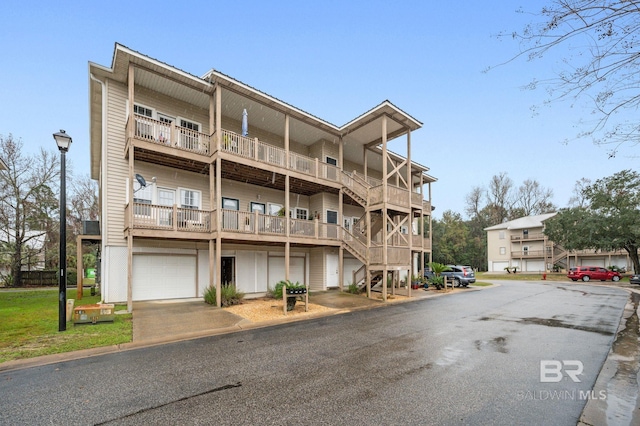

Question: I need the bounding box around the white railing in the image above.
[131,203,210,232]
[132,116,210,155]
[258,141,286,167]
[291,218,315,236]
[221,129,255,158]
[289,152,314,176]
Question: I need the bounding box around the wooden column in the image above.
[215,84,222,152]
[284,115,290,281]
[209,163,215,295]
[216,156,222,307]
[382,116,388,268]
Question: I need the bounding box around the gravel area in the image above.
[225,298,337,322]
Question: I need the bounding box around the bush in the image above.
[271,280,306,299]
[204,285,216,305]
[347,282,360,294]
[204,284,245,307]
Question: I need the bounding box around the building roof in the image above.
[89,43,431,183]
[484,212,558,231]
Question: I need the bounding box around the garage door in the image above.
[492,261,509,272]
[268,256,305,288]
[133,254,196,301]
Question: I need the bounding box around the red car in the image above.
[567,266,621,282]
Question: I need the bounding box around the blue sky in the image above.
[0,1,633,219]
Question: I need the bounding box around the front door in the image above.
[222,257,235,287]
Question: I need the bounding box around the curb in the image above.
[0,284,494,373]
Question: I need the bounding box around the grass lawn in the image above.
[0,288,132,364]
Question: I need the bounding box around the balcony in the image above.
[511,250,548,257]
[129,116,211,155]
[220,129,340,184]
[511,233,545,241]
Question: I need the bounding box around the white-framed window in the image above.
[268,203,283,216]
[158,113,174,124]
[134,104,153,118]
[132,179,153,216]
[325,156,338,166]
[344,216,352,231]
[294,208,308,220]
[499,247,506,255]
[499,231,505,240]
[180,189,201,210]
[177,117,201,150]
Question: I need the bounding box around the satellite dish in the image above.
[135,174,147,188]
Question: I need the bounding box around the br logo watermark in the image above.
[540,360,583,383]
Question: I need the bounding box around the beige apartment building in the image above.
[89,44,436,308]
[485,213,632,272]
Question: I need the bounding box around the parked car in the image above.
[630,274,640,285]
[567,266,621,282]
[440,265,476,287]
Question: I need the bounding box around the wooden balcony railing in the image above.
[129,203,211,232]
[511,233,545,241]
[130,116,211,155]
[511,250,547,257]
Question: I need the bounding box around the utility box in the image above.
[73,304,115,324]
[82,221,100,235]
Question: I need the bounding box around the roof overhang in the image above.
[89,43,428,179]
[0,157,7,171]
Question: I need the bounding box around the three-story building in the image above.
[89,44,436,308]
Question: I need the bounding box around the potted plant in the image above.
[273,280,307,311]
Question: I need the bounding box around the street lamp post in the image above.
[53,130,72,332]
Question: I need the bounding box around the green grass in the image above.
[0,288,132,363]
[476,272,569,281]
[470,281,493,287]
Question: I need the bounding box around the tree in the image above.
[498,1,640,155]
[432,211,470,266]
[0,134,59,286]
[568,178,592,208]
[544,170,640,272]
[514,179,555,216]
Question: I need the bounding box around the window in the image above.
[523,246,529,255]
[326,210,338,224]
[134,104,154,139]
[344,216,352,231]
[133,180,153,216]
[294,208,308,220]
[499,231,505,240]
[134,104,153,117]
[499,247,506,255]
[325,156,337,166]
[250,202,266,214]
[268,203,283,216]
[178,118,201,150]
[158,113,174,124]
[180,189,200,210]
[222,197,239,210]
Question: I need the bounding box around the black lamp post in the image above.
[53,130,72,332]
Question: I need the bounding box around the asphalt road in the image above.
[0,281,629,425]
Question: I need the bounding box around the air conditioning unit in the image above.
[82,221,100,235]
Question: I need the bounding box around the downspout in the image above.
[90,72,107,301]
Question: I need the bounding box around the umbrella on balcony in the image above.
[242,109,248,137]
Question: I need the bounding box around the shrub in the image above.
[271,280,306,299]
[204,284,245,307]
[347,282,360,294]
[204,285,216,305]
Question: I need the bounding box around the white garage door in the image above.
[492,261,509,272]
[268,256,305,288]
[525,260,545,272]
[133,254,196,301]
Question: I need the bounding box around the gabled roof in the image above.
[484,212,558,231]
[89,43,428,181]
